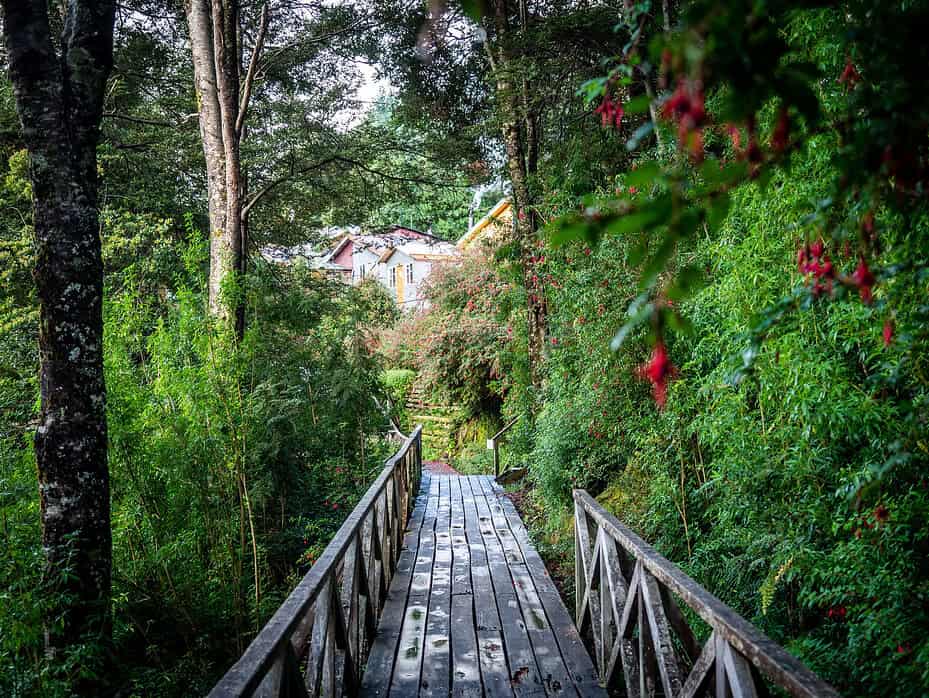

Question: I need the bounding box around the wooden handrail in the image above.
[573,490,840,698]
[487,416,518,478]
[208,425,423,698]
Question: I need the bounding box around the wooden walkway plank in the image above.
[460,477,515,698]
[360,473,604,698]
[487,478,605,695]
[467,477,547,697]
[359,473,431,697]
[421,476,453,697]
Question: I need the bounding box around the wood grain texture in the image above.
[359,475,604,697]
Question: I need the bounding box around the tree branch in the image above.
[236,1,270,139]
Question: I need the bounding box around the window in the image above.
[407,264,414,284]
[359,263,365,278]
[389,267,396,288]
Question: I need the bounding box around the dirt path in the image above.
[423,459,459,475]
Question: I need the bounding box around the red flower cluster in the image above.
[797,240,834,296]
[662,79,706,160]
[637,341,676,408]
[594,94,624,128]
[771,107,790,153]
[838,58,861,90]
[883,320,894,347]
[826,606,847,621]
[851,257,876,304]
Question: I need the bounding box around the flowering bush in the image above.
[379,250,513,415]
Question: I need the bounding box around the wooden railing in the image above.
[573,490,840,698]
[487,416,518,478]
[209,426,423,698]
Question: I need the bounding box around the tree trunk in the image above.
[492,0,547,388]
[186,0,253,330]
[1,0,115,672]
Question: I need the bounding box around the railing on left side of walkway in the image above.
[574,489,840,698]
[209,425,423,698]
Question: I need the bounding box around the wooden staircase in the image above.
[405,386,463,457]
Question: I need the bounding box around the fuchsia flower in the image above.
[637,341,676,408]
[594,94,624,128]
[838,58,861,90]
[771,107,790,153]
[883,320,894,347]
[797,240,835,296]
[726,123,742,151]
[852,257,876,304]
[662,79,706,161]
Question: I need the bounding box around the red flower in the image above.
[594,94,624,128]
[637,341,676,408]
[873,505,889,524]
[851,257,876,304]
[838,58,861,90]
[883,320,893,347]
[662,79,706,161]
[771,107,790,153]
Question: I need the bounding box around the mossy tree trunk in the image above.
[0,0,115,675]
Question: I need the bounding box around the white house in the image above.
[327,226,460,308]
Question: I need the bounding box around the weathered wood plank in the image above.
[450,476,472,597]
[451,593,482,697]
[421,476,453,697]
[358,478,428,697]
[492,481,604,696]
[461,478,514,698]
[680,632,716,698]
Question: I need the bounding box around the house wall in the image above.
[352,248,380,283]
[332,240,354,269]
[380,251,436,308]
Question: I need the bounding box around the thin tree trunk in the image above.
[492,0,546,388]
[1,0,115,677]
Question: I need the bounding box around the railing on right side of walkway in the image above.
[208,425,423,698]
[487,416,518,478]
[573,490,840,698]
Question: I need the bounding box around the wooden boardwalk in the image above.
[359,473,606,697]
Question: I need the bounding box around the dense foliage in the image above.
[1,192,394,694]
[378,1,929,695]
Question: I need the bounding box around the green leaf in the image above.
[626,121,654,151]
[666,265,706,301]
[707,193,731,233]
[610,293,654,351]
[577,77,608,103]
[623,95,652,115]
[625,161,662,188]
[548,218,598,247]
[458,0,487,22]
[640,234,676,288]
